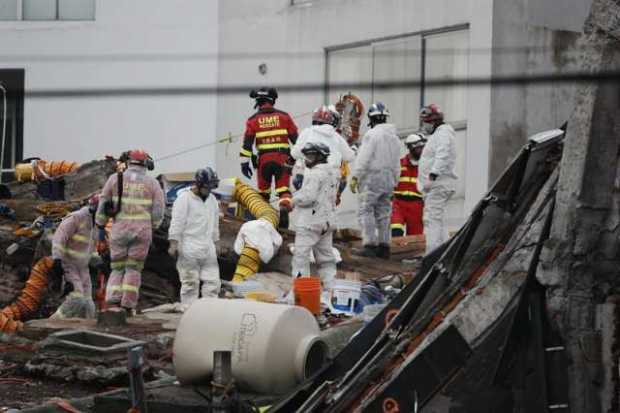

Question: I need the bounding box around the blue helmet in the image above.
[195,167,219,189]
[368,102,390,119]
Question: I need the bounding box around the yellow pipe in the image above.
[231,179,279,283]
[15,160,79,183]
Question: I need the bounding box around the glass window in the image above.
[0,0,18,21]
[59,0,95,20]
[371,36,421,133]
[0,81,19,183]
[23,0,57,20]
[423,30,470,124]
[326,45,373,118]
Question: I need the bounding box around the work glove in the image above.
[251,154,259,169]
[292,174,304,191]
[349,176,359,194]
[168,240,179,258]
[283,155,296,172]
[241,162,253,180]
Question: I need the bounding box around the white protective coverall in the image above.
[291,124,356,169]
[353,123,401,246]
[169,188,221,304]
[291,163,340,289]
[234,218,283,263]
[418,123,458,253]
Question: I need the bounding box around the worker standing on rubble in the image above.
[418,104,457,253]
[390,133,426,237]
[290,105,355,204]
[349,102,401,259]
[288,142,340,291]
[50,194,100,319]
[96,150,165,314]
[239,87,298,229]
[168,167,221,305]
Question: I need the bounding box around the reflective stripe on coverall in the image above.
[52,206,96,318]
[169,188,221,304]
[240,106,298,199]
[96,165,165,309]
[353,123,401,246]
[291,163,340,289]
[390,155,424,236]
[418,123,457,253]
[52,206,95,294]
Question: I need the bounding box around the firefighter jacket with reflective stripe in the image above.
[393,155,422,199]
[53,206,95,265]
[95,165,165,229]
[240,106,298,158]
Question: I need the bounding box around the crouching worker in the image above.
[287,143,340,291]
[50,194,100,319]
[168,167,221,306]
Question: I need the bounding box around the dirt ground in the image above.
[0,365,106,411]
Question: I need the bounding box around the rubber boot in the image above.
[376,243,391,260]
[279,208,289,230]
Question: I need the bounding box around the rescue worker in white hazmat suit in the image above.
[290,105,355,194]
[417,104,458,253]
[287,142,340,291]
[168,167,221,304]
[350,102,401,259]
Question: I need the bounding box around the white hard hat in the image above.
[405,133,426,147]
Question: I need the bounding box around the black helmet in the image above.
[301,142,330,161]
[195,167,219,189]
[250,87,278,108]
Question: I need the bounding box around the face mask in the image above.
[199,187,211,198]
[422,122,435,134]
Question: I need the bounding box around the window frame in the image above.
[0,69,24,183]
[0,0,95,21]
[324,23,470,134]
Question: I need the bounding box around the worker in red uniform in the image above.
[240,87,298,228]
[390,133,426,237]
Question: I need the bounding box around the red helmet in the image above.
[88,193,100,212]
[125,149,155,170]
[312,105,335,125]
[419,104,444,123]
[127,149,149,163]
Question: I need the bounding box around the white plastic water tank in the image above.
[173,298,328,394]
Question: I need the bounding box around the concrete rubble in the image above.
[0,153,418,411]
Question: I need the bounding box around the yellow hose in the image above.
[15,160,79,183]
[231,179,279,283]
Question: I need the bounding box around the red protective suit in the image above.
[240,104,298,200]
[390,155,424,236]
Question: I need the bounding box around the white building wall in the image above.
[0,0,219,174]
[216,0,493,229]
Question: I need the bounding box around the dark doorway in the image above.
[0,69,24,183]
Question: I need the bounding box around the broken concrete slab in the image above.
[97,308,128,327]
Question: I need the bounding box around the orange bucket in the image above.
[294,277,321,316]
